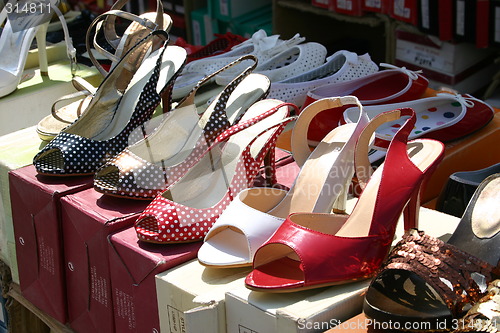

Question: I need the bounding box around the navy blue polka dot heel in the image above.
[93,55,274,200]
[33,30,186,176]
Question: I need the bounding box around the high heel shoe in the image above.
[245,107,445,292]
[85,0,172,76]
[36,0,172,141]
[0,0,77,97]
[134,99,296,243]
[363,173,500,330]
[93,55,271,199]
[33,31,186,175]
[197,96,370,268]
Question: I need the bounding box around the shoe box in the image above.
[190,7,218,46]
[59,188,149,332]
[394,28,498,93]
[209,0,271,22]
[107,226,200,333]
[330,0,365,16]
[9,166,93,324]
[156,260,251,333]
[224,201,461,333]
[0,126,49,284]
[387,0,418,25]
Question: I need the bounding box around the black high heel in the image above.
[363,173,500,330]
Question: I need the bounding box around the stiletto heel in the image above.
[0,0,76,97]
[245,107,445,292]
[403,185,421,230]
[263,148,277,187]
[197,96,370,268]
[35,21,49,77]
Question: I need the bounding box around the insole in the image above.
[163,100,288,209]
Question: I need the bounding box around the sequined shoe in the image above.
[364,173,500,330]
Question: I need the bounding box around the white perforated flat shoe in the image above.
[172,29,305,100]
[214,42,327,86]
[197,96,371,268]
[267,50,379,107]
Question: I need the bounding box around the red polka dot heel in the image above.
[93,55,272,200]
[341,92,495,149]
[134,100,297,243]
[33,31,186,176]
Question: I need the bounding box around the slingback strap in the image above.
[291,96,366,168]
[50,77,97,122]
[85,0,164,76]
[382,229,500,317]
[104,0,164,48]
[354,108,415,192]
[213,103,298,145]
[177,55,258,109]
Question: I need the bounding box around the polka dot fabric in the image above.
[94,57,269,199]
[34,32,185,176]
[268,50,379,108]
[342,93,495,149]
[134,103,296,244]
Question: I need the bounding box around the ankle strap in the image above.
[291,96,364,168]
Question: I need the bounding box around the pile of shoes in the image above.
[1,1,498,332]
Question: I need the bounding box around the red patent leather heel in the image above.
[245,107,445,292]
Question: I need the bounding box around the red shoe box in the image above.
[388,0,418,25]
[107,226,200,333]
[312,0,332,9]
[476,0,490,48]
[330,0,364,15]
[9,165,93,324]
[417,0,439,36]
[60,188,150,333]
[490,0,500,46]
[361,0,387,13]
[439,0,454,41]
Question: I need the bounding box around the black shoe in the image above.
[436,162,500,217]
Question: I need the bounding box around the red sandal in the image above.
[245,107,445,292]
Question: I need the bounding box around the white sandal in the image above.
[197,96,371,267]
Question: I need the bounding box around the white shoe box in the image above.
[224,201,461,333]
[155,260,251,333]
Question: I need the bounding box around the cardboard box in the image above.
[108,226,200,333]
[312,0,331,9]
[156,260,251,333]
[0,126,47,283]
[490,0,500,46]
[225,204,461,333]
[417,0,439,36]
[388,0,418,25]
[0,61,100,136]
[395,29,495,75]
[210,0,271,22]
[361,0,386,12]
[9,165,93,324]
[454,0,477,43]
[330,0,364,16]
[60,188,150,333]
